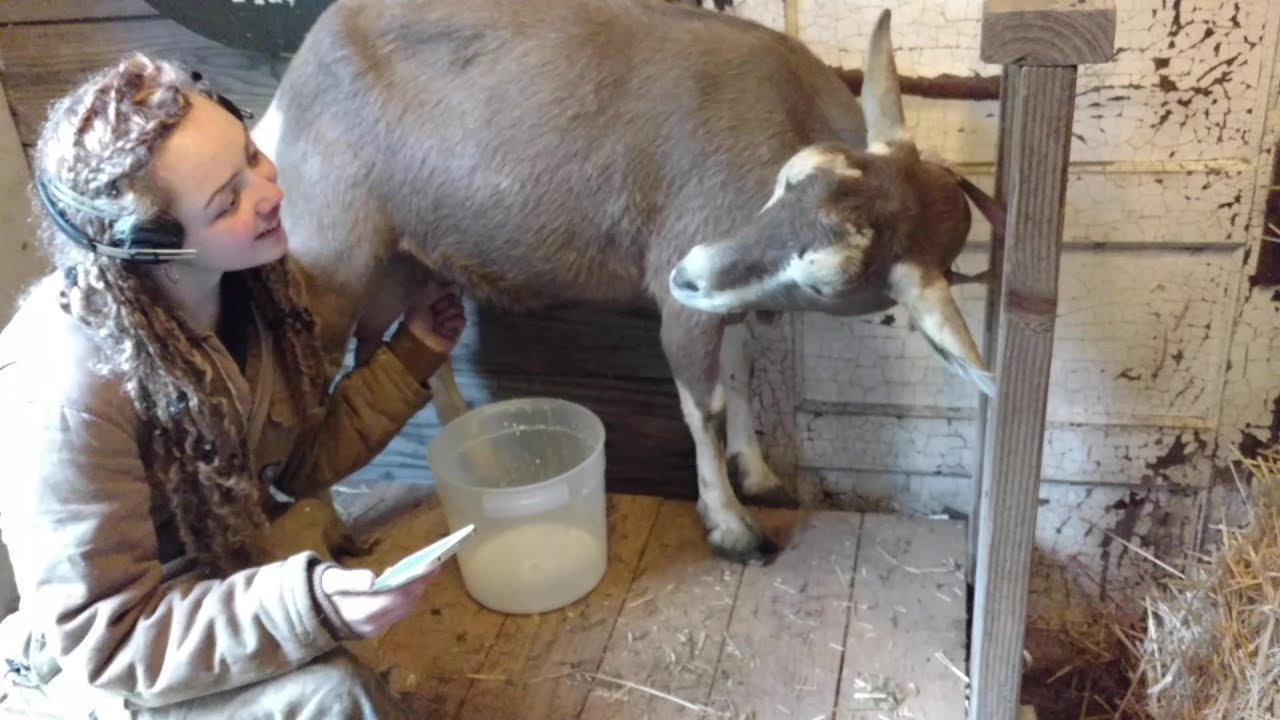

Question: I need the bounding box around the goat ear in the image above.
[863,9,910,153]
[889,262,995,396]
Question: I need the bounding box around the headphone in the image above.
[34,72,253,265]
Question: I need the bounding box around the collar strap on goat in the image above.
[952,172,1007,239]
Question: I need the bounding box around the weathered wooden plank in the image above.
[0,1,156,23]
[841,514,968,719]
[0,17,285,147]
[1026,482,1202,632]
[954,164,1253,249]
[0,72,42,620]
[971,60,1019,575]
[799,414,1216,487]
[800,247,1237,424]
[0,76,47,329]
[725,0,785,32]
[796,0,1268,165]
[970,64,1080,720]
[456,495,662,720]
[706,508,862,718]
[580,500,742,719]
[1215,0,1280,464]
[349,301,699,500]
[980,0,1116,65]
[343,500,507,718]
[807,471,1207,636]
[808,469,975,517]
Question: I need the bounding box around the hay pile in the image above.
[1139,446,1280,720]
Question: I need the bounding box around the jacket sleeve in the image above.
[0,401,341,708]
[275,323,449,498]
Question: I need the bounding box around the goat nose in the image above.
[671,265,701,294]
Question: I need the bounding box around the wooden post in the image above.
[968,2,1116,720]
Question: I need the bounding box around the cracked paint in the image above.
[720,0,785,31]
[801,248,1236,424]
[789,0,1267,165]
[799,412,1214,487]
[1027,483,1202,630]
[736,0,1280,629]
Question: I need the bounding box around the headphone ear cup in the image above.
[120,215,186,253]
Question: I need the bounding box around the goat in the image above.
[253,0,1001,563]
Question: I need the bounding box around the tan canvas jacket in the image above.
[0,263,445,713]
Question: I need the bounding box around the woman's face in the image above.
[150,92,287,273]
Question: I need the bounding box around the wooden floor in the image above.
[335,487,970,719]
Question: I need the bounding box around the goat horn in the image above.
[863,9,909,150]
[890,263,995,397]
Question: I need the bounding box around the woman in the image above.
[0,53,464,718]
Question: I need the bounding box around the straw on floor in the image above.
[1138,445,1280,720]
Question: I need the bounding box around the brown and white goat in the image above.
[253,0,1000,563]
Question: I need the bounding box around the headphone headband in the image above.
[34,175,197,264]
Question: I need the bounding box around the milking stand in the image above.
[966,3,1117,720]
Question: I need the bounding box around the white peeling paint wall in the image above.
[725,0,1280,629]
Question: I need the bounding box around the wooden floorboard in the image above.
[0,17,285,147]
[343,497,507,718]
[707,508,863,719]
[0,1,156,24]
[327,493,969,720]
[841,514,969,720]
[455,495,662,720]
[580,499,744,719]
[343,300,699,501]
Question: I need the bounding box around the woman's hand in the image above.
[403,281,466,354]
[319,566,437,639]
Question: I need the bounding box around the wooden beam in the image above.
[969,62,1020,579]
[981,0,1117,66]
[0,73,43,620]
[968,64,1077,720]
[0,1,155,24]
[0,77,47,331]
[971,5,1115,717]
[0,17,287,148]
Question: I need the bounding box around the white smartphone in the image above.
[369,523,476,593]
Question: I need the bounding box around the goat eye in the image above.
[796,247,809,259]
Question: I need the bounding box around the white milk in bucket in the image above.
[456,522,606,615]
[429,398,608,614]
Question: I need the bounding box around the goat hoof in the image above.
[701,510,781,565]
[710,531,781,565]
[728,453,798,509]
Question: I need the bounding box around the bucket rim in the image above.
[427,396,606,495]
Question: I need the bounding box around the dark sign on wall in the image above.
[144,0,337,57]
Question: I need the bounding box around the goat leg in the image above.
[721,320,796,508]
[663,306,779,563]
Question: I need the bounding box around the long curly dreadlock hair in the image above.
[31,53,331,574]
